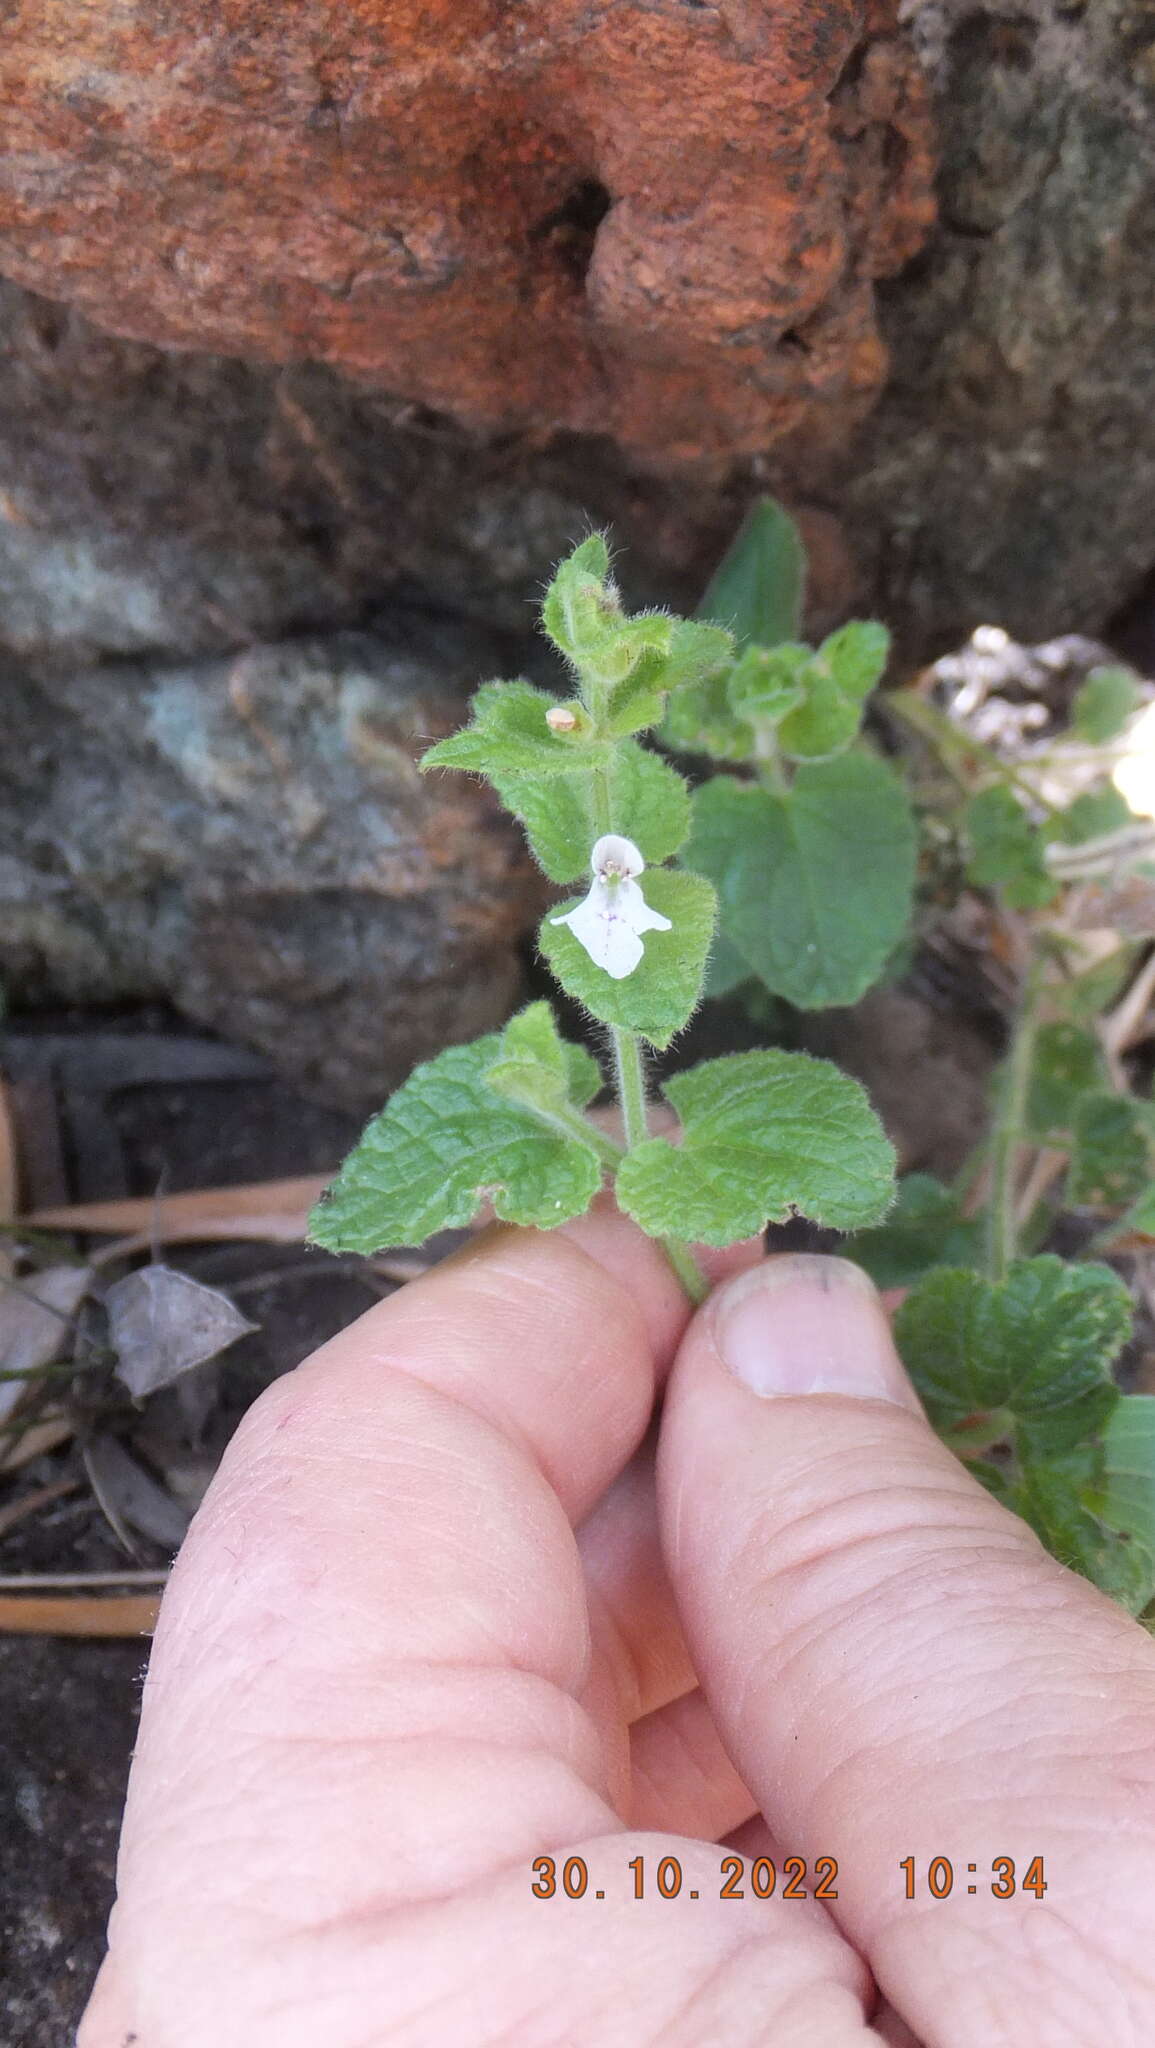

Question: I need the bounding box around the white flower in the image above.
[551,834,671,980]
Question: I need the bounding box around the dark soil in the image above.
[0,1012,383,2046]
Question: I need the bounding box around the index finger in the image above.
[98,1218,692,2002]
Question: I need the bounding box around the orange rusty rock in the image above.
[0,1,934,468]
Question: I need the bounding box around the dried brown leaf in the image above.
[83,1436,191,1551]
[106,1266,256,1398]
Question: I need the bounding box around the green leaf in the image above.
[615,1049,895,1245]
[609,742,692,863]
[773,622,890,762]
[308,1026,605,1253]
[1024,1022,1107,1141]
[823,619,891,696]
[1012,1457,1154,1614]
[540,535,615,662]
[1060,945,1136,1024]
[848,1174,982,1289]
[894,1256,1131,1461]
[703,928,755,999]
[1072,666,1141,745]
[697,497,806,651]
[1048,785,1134,846]
[422,679,593,780]
[604,654,670,739]
[484,1001,603,1117]
[1068,1093,1152,1209]
[964,785,1058,910]
[588,611,675,689]
[1108,1181,1155,1240]
[539,868,716,1050]
[556,531,610,584]
[492,766,591,883]
[541,539,676,692]
[663,619,737,693]
[662,665,755,762]
[725,643,809,725]
[685,754,917,1009]
[1097,1394,1155,1566]
[494,741,690,880]
[608,620,736,739]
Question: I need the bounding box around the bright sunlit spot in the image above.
[1112,698,1155,819]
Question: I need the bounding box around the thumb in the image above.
[657,1253,1155,2048]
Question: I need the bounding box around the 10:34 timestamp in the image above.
[900,1856,1047,1899]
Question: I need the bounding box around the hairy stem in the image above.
[611,1025,649,1151]
[890,693,1063,817]
[534,1102,624,1170]
[754,727,789,795]
[987,954,1043,1282]
[661,1235,709,1304]
[610,1025,708,1302]
[590,758,614,837]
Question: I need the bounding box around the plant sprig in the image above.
[310,529,896,1302]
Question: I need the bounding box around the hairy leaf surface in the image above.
[894,1257,1131,1460]
[697,496,805,651]
[775,622,890,761]
[686,754,916,1008]
[848,1174,982,1289]
[964,786,1057,911]
[308,1022,604,1252]
[423,679,595,780]
[616,1049,895,1245]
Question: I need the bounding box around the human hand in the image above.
[80,1212,1155,2047]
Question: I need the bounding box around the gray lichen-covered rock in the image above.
[849,0,1155,650]
[0,624,545,1104]
[0,282,636,664]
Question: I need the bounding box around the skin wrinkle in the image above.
[291,1227,664,1506]
[749,1554,1052,1724]
[719,1522,1038,1732]
[722,1450,1033,1578]
[625,1688,754,1837]
[746,1563,1155,1775]
[585,1577,650,1726]
[253,1846,780,2043]
[1024,1903,1155,2027]
[874,1900,1148,2048]
[659,1931,871,2048]
[722,1616,1155,1964]
[575,1436,697,1720]
[230,1743,622,1920]
[188,1390,591,1673]
[230,1658,605,1755]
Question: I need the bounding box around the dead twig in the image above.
[1101,947,1155,1080]
[0,1476,77,1540]
[1015,1147,1069,1229]
[0,1592,160,1636]
[0,1568,168,1589]
[23,1175,331,1245]
[0,1413,74,1472]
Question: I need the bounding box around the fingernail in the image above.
[711,1255,921,1409]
